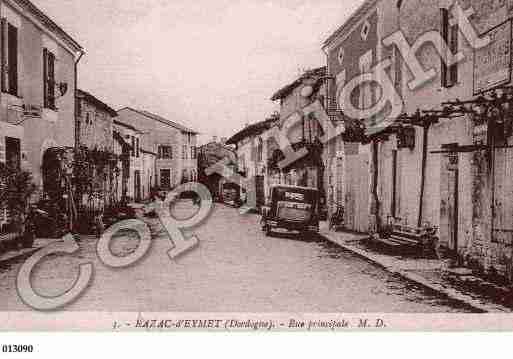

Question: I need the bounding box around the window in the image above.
[239,154,246,173]
[43,48,56,109]
[136,137,140,158]
[359,50,373,116]
[1,20,18,96]
[131,136,135,157]
[361,20,371,41]
[160,169,171,189]
[5,137,20,170]
[441,8,458,88]
[337,47,345,66]
[158,145,173,159]
[191,146,197,159]
[183,145,187,160]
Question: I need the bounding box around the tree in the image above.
[0,163,37,233]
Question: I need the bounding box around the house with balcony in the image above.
[322,0,395,233]
[269,67,327,199]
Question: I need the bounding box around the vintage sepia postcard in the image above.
[1,0,513,338]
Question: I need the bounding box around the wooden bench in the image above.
[377,217,439,256]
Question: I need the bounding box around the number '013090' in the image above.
[2,345,34,353]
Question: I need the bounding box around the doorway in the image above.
[440,150,459,254]
[134,170,141,202]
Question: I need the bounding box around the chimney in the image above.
[213,136,218,143]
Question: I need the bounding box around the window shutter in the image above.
[48,51,55,108]
[7,24,17,95]
[440,8,449,88]
[43,48,48,107]
[449,24,458,86]
[1,18,6,93]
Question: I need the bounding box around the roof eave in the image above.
[322,0,379,50]
[9,0,83,54]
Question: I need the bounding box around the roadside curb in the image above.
[0,247,41,266]
[0,238,60,267]
[321,230,511,313]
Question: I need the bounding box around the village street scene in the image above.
[2,0,513,314]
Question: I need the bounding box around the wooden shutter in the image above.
[48,51,55,108]
[1,18,6,93]
[43,48,56,109]
[43,48,48,107]
[449,24,458,86]
[440,8,449,88]
[7,24,17,95]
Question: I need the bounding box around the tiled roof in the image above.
[270,67,326,101]
[17,0,83,52]
[226,116,279,145]
[77,89,118,117]
[322,0,378,49]
[113,120,139,132]
[118,107,198,134]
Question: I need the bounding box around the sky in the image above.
[32,0,362,144]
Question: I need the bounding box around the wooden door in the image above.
[255,175,265,207]
[134,170,141,202]
[440,153,459,253]
[344,153,370,233]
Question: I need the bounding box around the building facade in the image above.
[269,67,327,197]
[226,117,279,208]
[117,107,198,191]
[322,0,513,282]
[198,137,237,200]
[322,0,389,233]
[382,0,513,280]
[0,0,83,191]
[113,120,142,202]
[76,89,117,151]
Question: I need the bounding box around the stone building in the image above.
[226,116,279,208]
[117,107,198,190]
[269,67,327,198]
[76,89,117,151]
[384,0,513,281]
[0,0,83,189]
[197,137,237,201]
[112,120,142,202]
[323,0,513,281]
[322,0,389,233]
